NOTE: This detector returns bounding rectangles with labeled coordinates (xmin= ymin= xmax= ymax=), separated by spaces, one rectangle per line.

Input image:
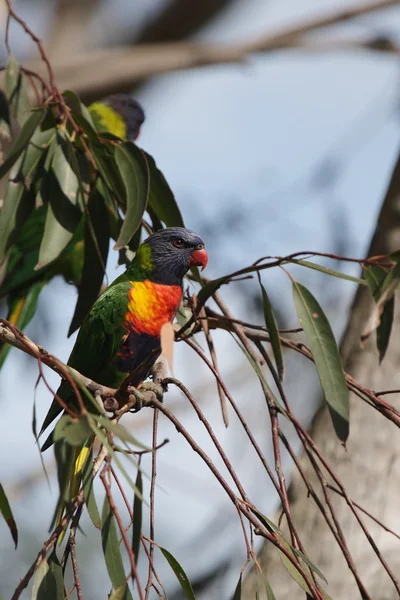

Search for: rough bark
xmin=243 ymin=149 xmax=400 ymax=599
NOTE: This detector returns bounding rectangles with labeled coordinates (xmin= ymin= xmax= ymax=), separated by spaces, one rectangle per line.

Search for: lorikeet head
xmin=138 ymin=227 xmax=208 ymax=285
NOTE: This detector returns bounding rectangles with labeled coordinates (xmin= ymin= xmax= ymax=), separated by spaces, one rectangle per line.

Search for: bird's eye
xmin=173 ymin=238 xmax=184 ymax=248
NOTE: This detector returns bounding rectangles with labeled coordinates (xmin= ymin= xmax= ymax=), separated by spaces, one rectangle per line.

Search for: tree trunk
xmin=243 ymin=149 xmax=400 ymax=600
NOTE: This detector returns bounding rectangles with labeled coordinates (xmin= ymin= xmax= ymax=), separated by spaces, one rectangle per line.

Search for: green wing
xmin=40 ymin=281 xmax=132 ymax=440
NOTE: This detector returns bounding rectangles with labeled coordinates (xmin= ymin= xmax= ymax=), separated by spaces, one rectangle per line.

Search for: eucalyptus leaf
xmin=145 ymin=151 xmax=184 ymax=227
xmin=102 ymin=495 xmax=133 ymax=599
xmin=292 ymin=281 xmax=349 ymax=442
xmin=0 ymin=483 xmax=18 ymax=547
xmin=5 ymin=54 xmax=32 ymax=125
xmin=68 ymin=187 xmax=110 ymax=335
xmin=258 ymin=276 xmax=284 ymax=380
xmin=53 ymin=414 xmax=92 ymax=446
xmin=0 ymin=108 xmax=45 ymax=179
xmin=81 ymin=448 xmax=101 ymax=529
xmin=114 ymin=143 xmax=149 ymax=250
xmin=291 ymin=259 xmax=366 ymax=285
xmin=131 ymin=469 xmax=143 ymax=571
xmin=160 ymin=546 xmax=196 ymax=600
xmin=232 ymin=574 xmax=241 ymax=600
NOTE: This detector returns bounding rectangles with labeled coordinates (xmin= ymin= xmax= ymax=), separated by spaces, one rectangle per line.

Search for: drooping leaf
xmin=293 ymin=548 xmax=328 ymax=584
xmin=47 ymin=550 xmax=64 ymax=600
xmin=291 ymin=259 xmax=366 ymax=285
xmin=68 ymin=187 xmax=110 ymax=335
xmin=278 ymin=544 xmax=311 ymax=596
xmin=53 ymin=414 xmax=92 ymax=446
xmin=0 ymin=108 xmax=45 ymax=179
xmin=101 ymin=494 xmax=133 ymax=599
xmin=63 ymin=89 xmax=96 ymax=133
xmin=19 ymin=127 xmax=56 ymax=187
xmin=0 ymin=483 xmax=18 ymax=547
xmin=144 ymin=151 xmax=184 ymax=227
xmin=0 ymin=172 xmax=35 ymax=263
xmin=160 ymin=546 xmax=196 ymax=600
xmin=36 ymin=134 xmax=82 ymax=269
xmin=31 ymin=559 xmax=50 ymax=600
xmin=362 ymin=262 xmax=400 ymax=343
xmin=258 ymin=275 xmax=284 ymax=380
xmin=109 ymin=585 xmax=133 ymax=600
xmin=88 ymin=417 xmax=145 ymax=501
xmin=263 ymin=577 xmax=276 ymax=600
xmin=81 ymin=448 xmax=101 ymax=529
xmin=131 ymin=469 xmax=143 ymax=570
xmin=292 ymin=281 xmax=349 ymax=442
xmin=196 ymin=275 xmax=231 ymax=308
xmin=0 ymin=90 xmax=11 ymax=139
xmin=114 ymin=143 xmax=149 ymax=250
xmin=50 ymin=439 xmax=75 ymax=529
xmin=5 ymin=54 xmax=32 ymax=126
xmin=232 ymin=574 xmax=242 ymax=600
xmin=95 ymin=416 xmax=148 ymax=449
xmin=363 ymin=264 xmax=395 ymax=362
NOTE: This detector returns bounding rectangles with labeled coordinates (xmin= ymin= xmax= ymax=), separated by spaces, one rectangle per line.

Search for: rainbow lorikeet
xmin=40 ymin=227 xmax=207 ymax=530
xmin=0 ymin=95 xmax=145 ymax=368
xmin=40 ymin=227 xmax=208 ymax=444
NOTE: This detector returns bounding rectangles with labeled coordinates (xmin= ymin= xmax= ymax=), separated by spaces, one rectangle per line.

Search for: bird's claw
xmin=139 ymin=381 xmax=165 ymax=402
xmin=126 ymin=386 xmax=145 ymax=412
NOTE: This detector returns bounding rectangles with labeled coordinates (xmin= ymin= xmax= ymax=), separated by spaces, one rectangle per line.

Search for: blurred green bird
xmin=0 ymin=95 xmax=145 ymax=368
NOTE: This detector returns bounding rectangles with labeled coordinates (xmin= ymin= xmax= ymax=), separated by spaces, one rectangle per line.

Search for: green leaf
xmin=197 ymin=274 xmax=232 ymax=307
xmin=293 ymin=548 xmax=328 ymax=584
xmin=5 ymin=54 xmax=32 ymax=126
xmin=51 ymin=439 xmax=75 ymax=529
xmin=376 ymin=296 xmax=394 ymax=363
xmin=263 ymin=577 xmax=276 ymax=600
xmin=258 ymin=276 xmax=284 ymax=380
xmin=363 ymin=265 xmax=395 ymax=362
xmin=363 ymin=265 xmax=388 ymax=301
xmin=96 ymin=415 xmax=148 ymax=449
xmin=0 ymin=108 xmax=45 ymax=179
xmin=0 ymin=90 xmax=11 ymax=139
xmin=232 ymin=574 xmax=241 ymax=600
xmin=68 ymin=188 xmax=110 ymax=335
xmin=36 ymin=134 xmax=82 ymax=269
xmin=131 ymin=469 xmax=143 ymax=569
xmin=144 ymin=151 xmax=185 ymax=227
xmin=0 ymin=173 xmax=35 ymax=263
xmin=32 ymin=559 xmax=50 ymax=600
xmin=102 ymin=495 xmax=133 ymax=598
xmin=114 ymin=143 xmax=149 ymax=250
xmin=87 ymin=417 xmax=145 ymax=501
xmin=53 ymin=414 xmax=92 ymax=446
xmin=291 ymin=259 xmax=366 ymax=285
xmin=292 ymin=281 xmax=349 ymax=442
xmin=47 ymin=551 xmax=64 ymax=600
xmin=160 ymin=546 xmax=196 ymax=600
xmin=109 ymin=585 xmax=133 ymax=600
xmin=278 ymin=542 xmax=311 ymax=595
xmin=0 ymin=483 xmax=18 ymax=547
xmin=63 ymin=90 xmax=96 ymax=131
xmin=81 ymin=448 xmax=101 ymax=529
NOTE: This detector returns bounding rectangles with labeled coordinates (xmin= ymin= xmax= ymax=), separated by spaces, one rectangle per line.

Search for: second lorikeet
xmin=0 ymin=95 xmax=145 ymax=368
xmin=39 ymin=227 xmax=207 ymax=523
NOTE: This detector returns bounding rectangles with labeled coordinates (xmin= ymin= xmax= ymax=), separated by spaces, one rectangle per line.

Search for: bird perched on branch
xmin=0 ymin=94 xmax=145 ymax=369
xmin=39 ymin=227 xmax=207 ymax=528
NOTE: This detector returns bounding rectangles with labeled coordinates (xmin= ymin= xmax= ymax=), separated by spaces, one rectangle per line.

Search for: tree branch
xmin=13 ymin=0 xmax=400 ymax=102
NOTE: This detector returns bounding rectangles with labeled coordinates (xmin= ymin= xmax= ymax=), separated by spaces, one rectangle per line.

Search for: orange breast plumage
xmin=124 ymin=280 xmax=182 ymax=337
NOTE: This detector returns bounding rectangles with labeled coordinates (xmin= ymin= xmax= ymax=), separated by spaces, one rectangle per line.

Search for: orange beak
xmin=189 ymin=247 xmax=208 ymax=271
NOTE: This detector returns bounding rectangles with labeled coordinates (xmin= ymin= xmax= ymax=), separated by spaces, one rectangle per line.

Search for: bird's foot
xmin=139 ymin=381 xmax=165 ymax=402
xmin=126 ymin=386 xmax=145 ymax=413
